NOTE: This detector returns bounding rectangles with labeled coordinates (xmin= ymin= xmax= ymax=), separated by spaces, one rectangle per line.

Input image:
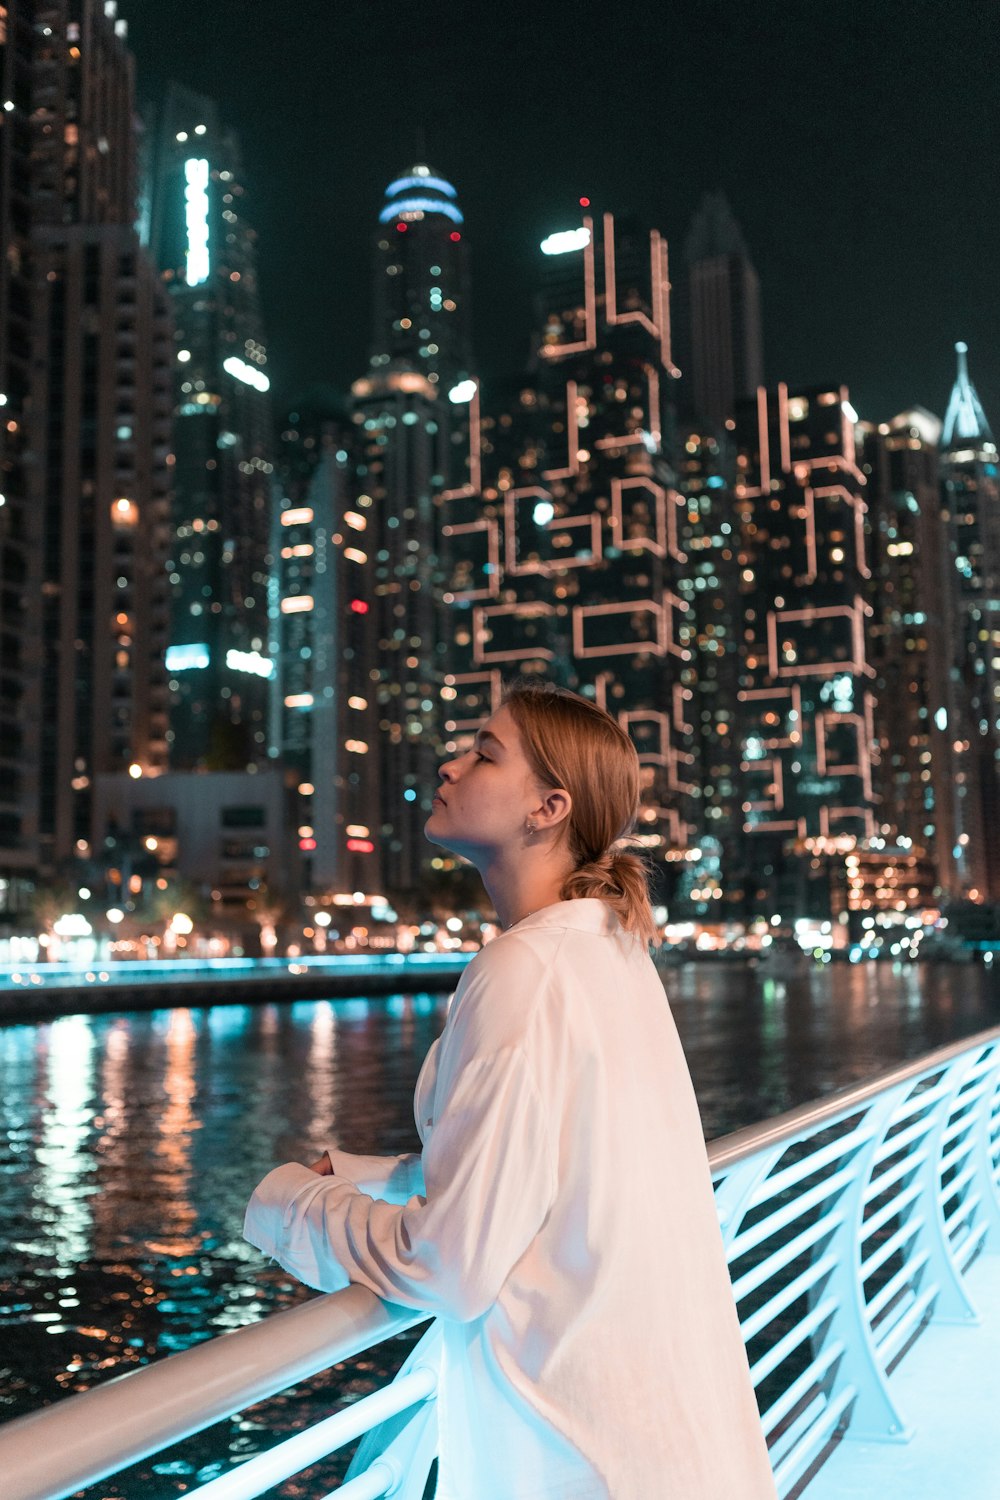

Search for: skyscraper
xmin=861 ymin=407 xmax=960 ymax=902
xmin=369 ymin=164 xmax=472 ymax=389
xmin=671 ymin=424 xmax=743 ymax=919
xmin=677 ymin=192 xmax=763 ymax=431
xmin=441 ymin=207 xmax=694 ymax=896
xmin=147 ymin=83 xmax=274 ymax=770
xmin=11 ymin=0 xmax=173 ymax=882
xmin=0 ymin=0 xmax=37 ymax=917
xmin=939 ymin=341 xmax=1000 ymax=899
xmin=731 ymin=382 xmax=876 ymax=922
xmin=270 ymin=396 xmax=381 ymax=898
xmin=351 ymin=163 xmax=472 ymax=900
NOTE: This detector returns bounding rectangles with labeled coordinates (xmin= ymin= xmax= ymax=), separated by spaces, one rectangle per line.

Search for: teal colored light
xmin=166 ymin=643 xmax=210 ymax=672
xmin=378 ymin=197 xmax=464 ymax=225
xmin=385 ymin=174 xmax=457 ymax=201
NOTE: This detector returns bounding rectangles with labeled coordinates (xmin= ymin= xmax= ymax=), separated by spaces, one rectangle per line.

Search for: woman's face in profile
xmin=424 ymin=703 xmax=541 ymax=864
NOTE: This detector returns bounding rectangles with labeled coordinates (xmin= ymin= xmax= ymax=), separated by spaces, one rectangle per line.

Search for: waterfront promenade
xmin=807 ymin=1248 xmax=1000 ymax=1498
xmin=0 ymin=952 xmax=472 ymax=1023
xmin=1 ymin=961 xmax=999 ymax=1494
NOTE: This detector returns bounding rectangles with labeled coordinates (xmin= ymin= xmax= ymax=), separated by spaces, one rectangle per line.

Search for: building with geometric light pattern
xmin=440 ymin=205 xmax=696 ymax=901
xmin=730 ymin=382 xmax=878 ymax=922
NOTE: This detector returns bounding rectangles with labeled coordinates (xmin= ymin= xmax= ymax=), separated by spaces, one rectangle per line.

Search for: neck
xmin=480 ymin=845 xmax=574 ymax=932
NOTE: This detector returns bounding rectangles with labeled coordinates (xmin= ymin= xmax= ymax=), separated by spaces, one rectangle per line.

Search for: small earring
xmin=525 ymin=821 xmax=537 ymax=835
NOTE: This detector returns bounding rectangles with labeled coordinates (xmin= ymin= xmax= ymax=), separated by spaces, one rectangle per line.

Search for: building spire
xmin=942 ymin=341 xmax=995 ymax=451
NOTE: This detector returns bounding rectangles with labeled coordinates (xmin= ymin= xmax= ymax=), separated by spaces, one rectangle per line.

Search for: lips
xmin=432 ymin=793 xmax=447 ymax=807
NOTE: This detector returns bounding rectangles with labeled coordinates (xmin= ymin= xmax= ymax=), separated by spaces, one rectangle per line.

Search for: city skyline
xmin=124 ymin=0 xmax=1000 ymax=423
xmin=3 ymin=0 xmax=999 ymax=954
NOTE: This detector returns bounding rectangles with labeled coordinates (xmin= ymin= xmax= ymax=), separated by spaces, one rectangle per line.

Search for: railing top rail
xmin=0 ymin=1285 xmax=429 ymax=1500
xmin=708 ymin=1023 xmax=1000 ymax=1172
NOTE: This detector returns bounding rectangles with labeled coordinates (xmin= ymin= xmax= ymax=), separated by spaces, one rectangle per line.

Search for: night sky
xmin=126 ymin=0 xmax=999 ymax=428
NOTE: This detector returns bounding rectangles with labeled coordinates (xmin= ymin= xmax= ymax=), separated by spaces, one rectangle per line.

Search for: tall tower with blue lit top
xmin=368 ymin=164 xmax=472 ymax=394
xmin=350 ymin=163 xmax=474 ymax=901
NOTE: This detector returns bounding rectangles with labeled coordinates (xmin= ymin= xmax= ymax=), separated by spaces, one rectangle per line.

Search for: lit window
xmin=281 ymin=507 xmax=314 ymax=526
xmin=111 ymin=497 xmax=139 ymax=526
xmin=345 ymin=739 xmax=369 ymax=754
xmin=284 ymin=693 xmax=314 ymax=708
xmin=344 ymin=547 xmax=367 ymax=564
xmin=281 ymin=595 xmax=314 ymax=613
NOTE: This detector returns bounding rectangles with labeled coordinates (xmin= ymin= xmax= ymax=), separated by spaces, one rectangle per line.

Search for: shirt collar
xmin=500 ymin=898 xmax=622 ymax=938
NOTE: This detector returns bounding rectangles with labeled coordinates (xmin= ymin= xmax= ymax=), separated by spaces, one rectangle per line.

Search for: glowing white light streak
xmin=540 ymin=227 xmax=591 ymax=255
xmin=223 ymin=356 xmax=270 ymax=393
xmin=226 ymin=648 xmax=274 ymax=678
xmin=184 ymin=158 xmax=210 ymax=286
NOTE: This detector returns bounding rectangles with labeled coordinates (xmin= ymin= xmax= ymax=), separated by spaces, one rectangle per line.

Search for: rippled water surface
xmin=1 ymin=962 xmax=998 ymax=1495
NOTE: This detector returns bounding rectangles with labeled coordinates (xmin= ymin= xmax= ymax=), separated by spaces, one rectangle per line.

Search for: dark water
xmin=1 ymin=963 xmax=998 ymax=1496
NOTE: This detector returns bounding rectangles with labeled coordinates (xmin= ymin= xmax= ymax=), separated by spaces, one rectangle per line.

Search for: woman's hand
xmin=308 ymin=1153 xmax=334 ymax=1176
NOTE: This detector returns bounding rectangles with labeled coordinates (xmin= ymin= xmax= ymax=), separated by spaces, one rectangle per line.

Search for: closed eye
xmin=474 ymin=750 xmax=491 ymax=763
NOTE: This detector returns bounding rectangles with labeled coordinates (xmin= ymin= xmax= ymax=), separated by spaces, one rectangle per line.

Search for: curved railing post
xmin=815 ymin=1086 xmax=912 ymax=1443
xmin=713 ymin=1147 xmax=785 ymax=1245
xmin=973 ymin=1046 xmax=1000 ymax=1250
xmin=912 ymin=1052 xmax=983 ymax=1325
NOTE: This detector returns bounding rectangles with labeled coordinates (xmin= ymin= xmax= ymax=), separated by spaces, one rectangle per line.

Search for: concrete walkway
xmin=806 ymin=1250 xmax=1000 ymax=1499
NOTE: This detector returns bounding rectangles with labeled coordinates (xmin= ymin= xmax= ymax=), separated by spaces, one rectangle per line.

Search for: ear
xmin=529 ymin=785 xmax=572 ymax=835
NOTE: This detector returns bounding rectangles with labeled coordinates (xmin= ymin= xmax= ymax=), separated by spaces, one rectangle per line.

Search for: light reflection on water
xmin=0 ymin=965 xmax=998 ymax=1496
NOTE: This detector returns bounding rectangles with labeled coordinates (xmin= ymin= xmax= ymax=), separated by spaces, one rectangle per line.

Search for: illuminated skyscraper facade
xmin=939 ymin=342 xmax=1000 ymax=899
xmin=731 ymin=383 xmax=877 ymax=920
xmin=270 ymin=399 xmax=381 ymax=896
xmin=147 ymin=84 xmax=274 ymax=770
xmin=369 ymin=164 xmax=472 ymax=389
xmin=441 ymin=209 xmax=694 ymax=891
xmin=672 ymin=426 xmax=743 ymax=918
xmin=6 ymin=0 xmax=173 ymax=887
xmin=351 ymin=165 xmax=472 ymax=900
xmin=861 ymin=408 xmax=960 ymax=901
xmin=0 ymin=0 xmax=36 ymax=907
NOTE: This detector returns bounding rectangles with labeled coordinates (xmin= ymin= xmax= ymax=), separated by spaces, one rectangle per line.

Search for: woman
xmin=245 ymin=681 xmax=777 ymax=1498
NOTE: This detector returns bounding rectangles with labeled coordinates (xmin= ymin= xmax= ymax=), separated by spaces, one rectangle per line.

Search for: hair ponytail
xmin=503 ymin=680 xmax=661 ymax=948
xmin=560 ymin=848 xmax=658 ymax=946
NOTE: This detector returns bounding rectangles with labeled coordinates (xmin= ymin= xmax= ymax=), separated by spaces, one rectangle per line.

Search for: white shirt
xmin=244 ymin=898 xmax=777 ymax=1499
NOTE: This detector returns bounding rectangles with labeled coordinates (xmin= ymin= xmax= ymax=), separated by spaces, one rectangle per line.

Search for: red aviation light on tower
xmin=579 ymin=196 xmax=591 ymax=207
xmin=396 ymin=222 xmax=407 ymax=232
xmin=449 ymin=231 xmax=461 ymax=241
xmin=350 ymin=598 xmax=369 ymax=614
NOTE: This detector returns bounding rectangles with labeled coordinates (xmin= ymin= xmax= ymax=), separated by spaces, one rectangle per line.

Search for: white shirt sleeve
xmin=323 ymin=1148 xmax=425 ymax=1205
xmin=244 ymin=1043 xmax=556 ymax=1323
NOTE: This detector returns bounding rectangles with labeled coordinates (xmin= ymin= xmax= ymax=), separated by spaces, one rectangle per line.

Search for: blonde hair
xmin=502 ymin=679 xmax=660 ymax=947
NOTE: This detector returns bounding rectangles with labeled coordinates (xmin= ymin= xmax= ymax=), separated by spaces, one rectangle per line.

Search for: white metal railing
xmin=712 ymin=1024 xmax=1000 ymax=1495
xmin=2 ymin=1026 xmax=999 ymax=1500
